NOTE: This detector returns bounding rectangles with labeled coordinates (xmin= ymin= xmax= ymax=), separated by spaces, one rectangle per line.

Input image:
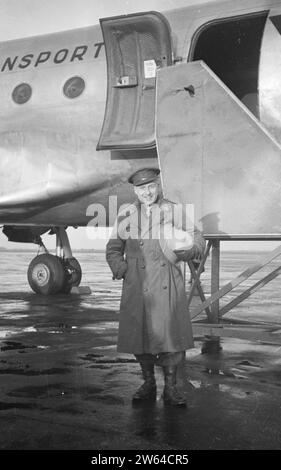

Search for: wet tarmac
xmin=0 ymin=251 xmax=281 ymax=450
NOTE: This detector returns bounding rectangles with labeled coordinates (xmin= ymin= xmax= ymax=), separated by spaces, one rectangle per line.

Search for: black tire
xmin=27 ymin=254 xmax=65 ymax=295
xmin=60 ymin=257 xmax=82 ymax=294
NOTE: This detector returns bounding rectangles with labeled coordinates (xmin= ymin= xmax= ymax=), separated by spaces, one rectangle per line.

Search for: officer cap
xmin=128 ymin=167 xmax=160 ymax=186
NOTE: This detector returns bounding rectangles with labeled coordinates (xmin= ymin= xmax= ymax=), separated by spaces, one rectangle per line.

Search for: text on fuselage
xmin=0 ymin=42 xmax=105 ymax=73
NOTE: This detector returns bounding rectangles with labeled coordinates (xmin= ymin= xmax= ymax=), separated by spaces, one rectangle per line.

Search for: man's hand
xmin=174 ymin=247 xmax=196 ymax=262
xmin=114 ymin=261 xmax=128 ymax=280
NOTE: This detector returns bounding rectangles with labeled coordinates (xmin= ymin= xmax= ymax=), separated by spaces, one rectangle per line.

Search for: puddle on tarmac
xmin=0 ymin=329 xmax=22 ymax=339
xmin=84 ymin=394 xmax=125 ymax=405
xmin=0 ymin=341 xmax=37 ymax=351
xmin=7 ymin=383 xmax=104 ymax=398
xmin=55 ymin=406 xmax=84 ymax=415
xmin=81 ymin=353 xmax=104 ymax=359
xmin=33 ymin=324 xmax=78 ymax=334
xmin=237 ymin=360 xmax=262 ymax=368
xmin=80 ymin=353 xmax=136 ymax=364
xmin=23 ymin=327 xmax=37 ymax=333
xmin=203 ymin=367 xmax=236 ymax=377
xmin=0 ymin=326 xmax=39 ymax=340
xmin=58 ymin=324 xmax=77 ymax=330
xmin=218 ymin=384 xmax=258 ymax=399
xmin=0 ymin=313 xmax=28 ymax=320
xmin=0 ymin=367 xmax=71 ymax=376
xmin=188 ymin=380 xmax=259 ymax=398
xmin=229 ymin=368 xmax=248 ymax=379
xmin=80 ymin=322 xmax=118 ymax=332
xmin=0 ymin=302 xmax=30 ymax=315
xmin=88 ymin=364 xmax=112 ymax=370
xmin=0 ymin=401 xmax=36 ymax=410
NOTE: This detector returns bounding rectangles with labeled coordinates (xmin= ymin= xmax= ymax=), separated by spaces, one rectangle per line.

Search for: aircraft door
xmin=97 ymin=12 xmax=172 ymax=151
xmin=259 ymin=8 xmax=281 ymax=144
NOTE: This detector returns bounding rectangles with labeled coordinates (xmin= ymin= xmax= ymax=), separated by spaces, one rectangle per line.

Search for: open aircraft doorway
xmin=190 ymin=12 xmax=268 ymax=118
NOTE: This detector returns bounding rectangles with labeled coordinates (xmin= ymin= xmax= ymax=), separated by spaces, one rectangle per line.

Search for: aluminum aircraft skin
xmin=1 ymin=0 xmax=281 ymax=294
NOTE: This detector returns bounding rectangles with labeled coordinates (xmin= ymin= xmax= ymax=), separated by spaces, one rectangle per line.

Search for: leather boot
xmin=162 ymin=365 xmax=186 ymax=407
xmin=132 ymin=362 xmax=157 ymax=402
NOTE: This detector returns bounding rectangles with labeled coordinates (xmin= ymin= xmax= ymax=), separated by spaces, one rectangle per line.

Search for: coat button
xmin=141 ymin=265 xmax=145 ymax=269
xmin=139 ymin=240 xmax=144 ymax=246
xmin=144 ymin=287 xmax=148 ymax=292
xmin=163 ymin=285 xmax=167 ymax=290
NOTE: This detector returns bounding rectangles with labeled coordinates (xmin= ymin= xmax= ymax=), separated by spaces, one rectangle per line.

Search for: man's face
xmin=134 ymin=181 xmax=159 ymax=206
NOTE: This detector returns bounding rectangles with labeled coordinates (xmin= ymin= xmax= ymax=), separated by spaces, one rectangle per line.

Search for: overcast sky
xmin=0 ymin=0 xmax=219 ymax=40
xmin=0 ymin=0 xmax=278 ymax=252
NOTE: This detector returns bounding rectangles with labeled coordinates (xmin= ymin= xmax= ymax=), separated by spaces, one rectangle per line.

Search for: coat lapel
xmin=137 ymin=199 xmax=169 ymax=239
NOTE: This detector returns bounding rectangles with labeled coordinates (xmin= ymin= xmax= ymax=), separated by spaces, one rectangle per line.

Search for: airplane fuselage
xmin=0 ymin=0 xmax=281 ymax=235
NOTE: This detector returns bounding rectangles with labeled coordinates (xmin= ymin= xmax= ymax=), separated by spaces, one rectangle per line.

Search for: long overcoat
xmin=106 ymin=198 xmax=205 ymax=355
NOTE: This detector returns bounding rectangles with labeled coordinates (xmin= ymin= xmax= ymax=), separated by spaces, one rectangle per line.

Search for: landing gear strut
xmin=27 ymin=227 xmax=82 ymax=295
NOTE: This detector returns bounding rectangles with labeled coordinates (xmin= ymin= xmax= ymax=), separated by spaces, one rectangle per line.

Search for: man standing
xmin=106 ymin=168 xmax=205 ymax=407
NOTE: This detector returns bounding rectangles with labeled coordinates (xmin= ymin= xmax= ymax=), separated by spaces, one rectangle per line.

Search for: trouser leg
xmin=155 ymin=351 xmax=185 ymax=367
xmin=132 ymin=354 xmax=157 ymax=402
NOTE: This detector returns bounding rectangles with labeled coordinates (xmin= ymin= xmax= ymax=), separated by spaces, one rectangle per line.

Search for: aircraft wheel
xmin=28 ymin=254 xmax=65 ymax=295
xmin=60 ymin=257 xmax=82 ymax=294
